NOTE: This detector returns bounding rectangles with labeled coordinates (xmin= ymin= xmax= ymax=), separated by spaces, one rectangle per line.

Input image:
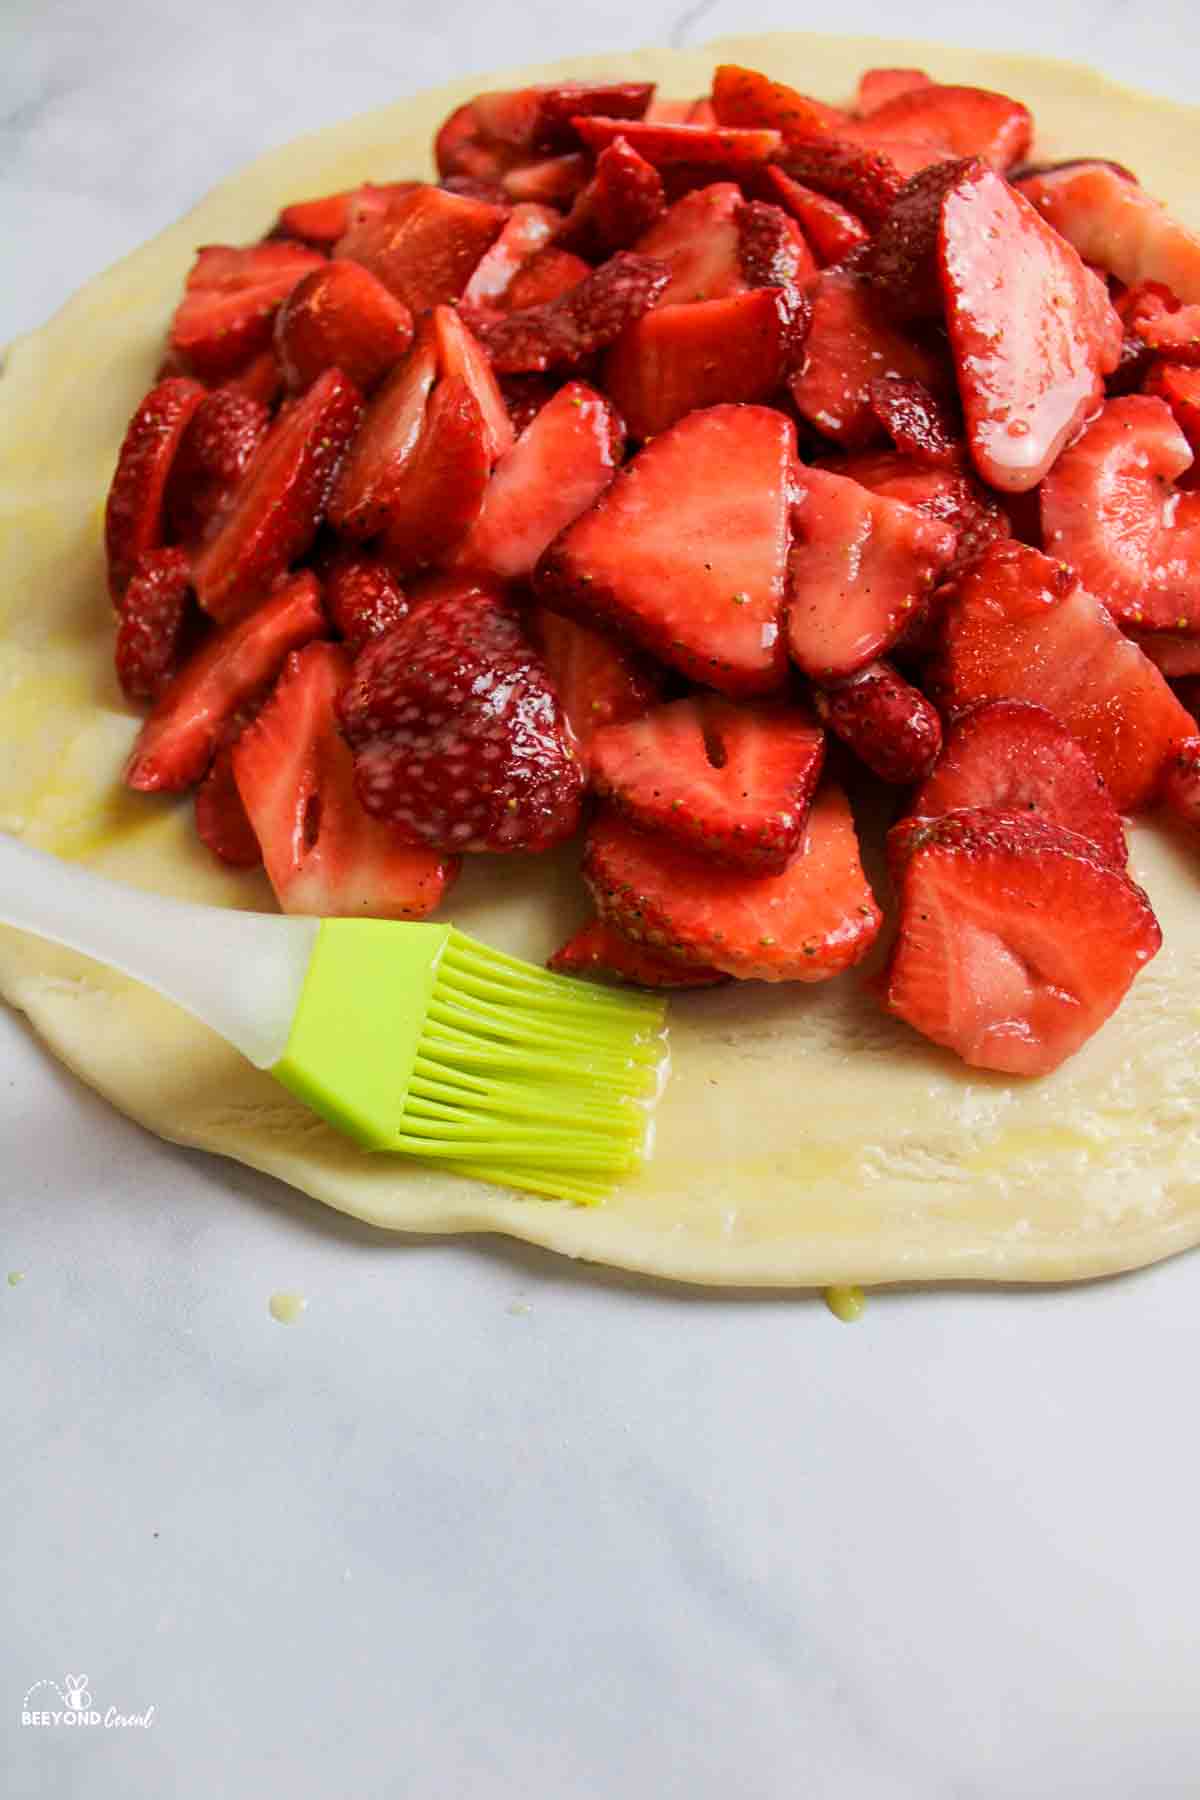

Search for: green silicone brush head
xmin=271 ymin=920 xmax=667 ymax=1205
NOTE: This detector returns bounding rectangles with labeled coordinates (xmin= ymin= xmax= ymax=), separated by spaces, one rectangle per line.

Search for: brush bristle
xmin=394 ymin=929 xmax=667 ymax=1204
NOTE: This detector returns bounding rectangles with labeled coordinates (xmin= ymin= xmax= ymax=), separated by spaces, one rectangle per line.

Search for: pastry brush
xmin=0 ymin=835 xmax=666 ymax=1204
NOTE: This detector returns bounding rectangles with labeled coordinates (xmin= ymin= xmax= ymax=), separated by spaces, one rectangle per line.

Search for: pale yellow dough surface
xmin=3 ymin=32 xmax=1200 ymax=1287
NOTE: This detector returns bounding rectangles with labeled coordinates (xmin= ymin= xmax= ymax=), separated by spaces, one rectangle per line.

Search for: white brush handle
xmin=0 ymin=834 xmax=319 ymax=1068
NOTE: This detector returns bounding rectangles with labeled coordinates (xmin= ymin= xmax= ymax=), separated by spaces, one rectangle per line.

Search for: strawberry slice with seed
xmin=570 ymin=115 xmax=782 ymax=168
xmin=1015 ymin=163 xmax=1200 ymax=304
xmin=863 ymin=157 xmax=981 ymax=321
xmin=710 ymin=63 xmax=848 ymax=146
xmin=274 ymin=261 xmax=414 ymax=394
xmin=631 ymin=183 xmax=747 ymax=305
xmin=337 ymin=577 xmax=584 ymax=853
xmin=1040 ymin=395 xmax=1200 ymax=633
xmin=105 ymin=376 xmax=207 ymax=599
xmin=775 ymin=140 xmax=906 ymax=231
xmin=867 ymin=376 xmax=961 ymax=466
xmin=927 ymin=539 xmax=1194 ymax=811
xmin=327 ymin=326 xmax=439 ymax=540
xmin=789 ymin=267 xmax=946 ymax=450
xmin=467 ymin=82 xmax=654 ymax=154
xmin=377 ymin=375 xmax=490 ymax=577
xmin=1144 ymin=361 xmax=1200 ymax=454
xmin=334 ymin=185 xmax=508 ymax=313
xmin=464 ymin=251 xmax=670 ymax=374
xmin=811 ymin=661 xmax=943 ymax=785
xmin=1132 ymin=297 xmax=1200 ymax=364
xmin=880 ymin=807 xmax=1160 ymax=1076
xmin=192 ymin=367 xmax=362 ymax=623
xmin=430 ymin=304 xmax=514 ymax=464
xmin=833 ymin=449 xmax=1012 ymax=581
xmin=762 ymin=168 xmax=868 ymax=265
xmin=1158 ymin=736 xmax=1200 ymax=835
xmin=787 ymin=466 xmax=958 ymax=680
xmin=195 ymin=742 xmax=262 ymax=868
xmin=912 ymin=699 xmax=1127 ymax=866
xmin=501 ymin=153 xmax=590 ymax=206
xmin=857 ymin=85 xmax=1032 ymax=169
xmin=536 ymin=403 xmax=793 ymax=697
xmin=556 ymin=137 xmax=666 ymax=256
xmin=165 ymin=388 xmax=271 ymax=544
xmin=939 ymin=163 xmax=1123 ymax=492
xmin=221 ymin=349 xmax=284 ymax=410
xmin=532 ymin=608 xmax=663 ymax=766
xmin=549 ymin=918 xmax=726 ymax=989
xmin=124 ymin=571 xmax=326 ymax=792
xmin=583 ymin=783 xmax=882 ymax=983
xmin=275 ymin=182 xmax=419 ymax=250
xmin=589 ymin=696 xmax=825 ymax=874
xmin=318 ymin=548 xmax=409 ymax=651
xmin=460 ymin=202 xmax=560 ymax=306
xmin=855 ymin=69 xmax=933 ymax=115
xmin=114 ymin=548 xmax=196 ymax=704
xmin=169 ymin=242 xmax=325 ymax=380
xmin=502 ymin=248 xmax=592 ymax=312
xmin=737 ymin=199 xmax=817 ymax=288
xmin=451 ymin=381 xmax=624 ymax=581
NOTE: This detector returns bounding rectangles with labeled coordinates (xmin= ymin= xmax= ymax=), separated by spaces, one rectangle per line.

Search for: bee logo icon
xmin=63 ymin=1675 xmax=91 ymax=1711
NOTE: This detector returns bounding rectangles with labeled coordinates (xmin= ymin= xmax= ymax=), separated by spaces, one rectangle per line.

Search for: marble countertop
xmin=3 ymin=5 xmax=1200 ymax=1797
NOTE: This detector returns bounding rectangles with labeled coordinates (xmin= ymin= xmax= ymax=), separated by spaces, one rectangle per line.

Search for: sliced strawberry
xmin=450 ymin=381 xmax=623 ymax=581
xmin=532 ymin=608 xmax=663 ymax=765
xmin=912 ymin=699 xmax=1127 ymax=867
xmin=441 ymin=172 xmax=514 ymax=205
xmin=334 ymin=185 xmax=507 ymax=313
xmin=220 ymin=349 xmax=284 ymax=410
xmin=631 ymin=183 xmax=747 ymax=305
xmin=787 ymin=466 xmax=957 ymax=680
xmin=536 ymin=404 xmax=793 ymax=697
xmin=863 ymin=157 xmax=981 ymax=321
xmin=556 ymin=137 xmax=666 ymax=257
xmin=327 ymin=327 xmax=439 ymax=539
xmin=318 ymin=548 xmax=408 ymax=650
xmin=1015 ymin=163 xmax=1200 ymax=305
xmin=503 ymin=248 xmax=592 ymax=312
xmin=927 ymin=539 xmax=1194 ymax=811
xmin=169 ymin=242 xmax=325 ymax=380
xmin=939 ymin=164 xmax=1123 ymax=492
xmin=589 ymin=696 xmax=825 ymax=873
xmin=124 ymin=572 xmax=326 ymax=792
xmin=165 ymin=388 xmax=271 ymax=544
xmin=114 ymin=548 xmax=195 ymax=704
xmin=105 ymin=376 xmax=207 ymax=598
xmin=1131 ymin=630 xmax=1200 ymax=679
xmin=467 ymin=82 xmax=654 ymax=154
xmin=1132 ymin=295 xmax=1200 ymax=365
xmin=500 ymin=154 xmax=591 ymax=207
xmin=194 ymin=743 xmax=262 ymax=868
xmin=867 ymin=376 xmax=961 ymax=466
xmin=549 ymin=918 xmax=726 ymax=988
xmin=430 ymin=304 xmax=514 ymax=463
xmin=603 ymin=288 xmax=802 ymax=440
xmin=1040 ymin=396 xmax=1200 ymax=632
xmin=762 ymin=168 xmax=868 ymax=266
xmin=710 ymin=64 xmax=847 ymax=146
xmin=192 ymin=368 xmax=362 ymax=623
xmin=788 ymin=267 xmax=945 ymax=450
xmin=775 ymin=141 xmax=906 ymax=232
xmin=274 ymin=261 xmax=413 ymax=394
xmin=463 ymin=252 xmax=669 ymax=373
xmin=811 ymin=661 xmax=943 ymax=784
xmin=880 ymin=808 xmax=1160 ymax=1076
xmin=1158 ymin=736 xmax=1200 ymax=835
xmin=499 ymin=374 xmax=560 ymax=435
xmin=460 ymin=202 xmax=560 ymax=306
xmin=737 ymin=199 xmax=817 ymax=289
xmin=855 ymin=69 xmax=933 ymax=115
xmin=337 ymin=578 xmax=584 ymax=853
xmin=571 ymin=116 xmax=781 ymax=169
xmin=434 ymin=103 xmax=518 ymax=183
xmin=275 ymin=182 xmax=419 ymax=250
xmin=1144 ymin=361 xmax=1200 ymax=453
xmin=858 ymin=85 xmax=1032 ymax=169
xmin=584 ymin=783 xmax=881 ymax=982
xmin=376 ymin=376 xmax=490 ymax=577
xmin=833 ymin=450 xmax=1012 ymax=580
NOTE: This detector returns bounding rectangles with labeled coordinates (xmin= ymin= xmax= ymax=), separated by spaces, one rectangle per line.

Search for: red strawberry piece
xmin=1144 ymin=361 xmax=1200 ymax=454
xmin=1040 ymin=396 xmax=1200 ymax=632
xmin=499 ymin=374 xmax=560 ymax=435
xmin=319 ymin=548 xmax=409 ymax=651
xmin=194 ymin=743 xmax=262 ymax=868
xmin=788 ymin=267 xmax=946 ymax=450
xmin=220 ymin=349 xmax=284 ymax=410
xmin=275 ymin=182 xmax=419 ymax=250
xmin=571 ymin=115 xmax=782 ymax=169
xmin=762 ymin=168 xmax=869 ymax=266
xmin=334 ymin=185 xmax=508 ymax=313
xmin=867 ymin=376 xmax=961 ymax=466
xmin=549 ymin=917 xmax=726 ymax=988
xmin=460 ymin=202 xmax=560 ymax=307
xmin=434 ymin=104 xmax=520 ymax=184
xmin=468 ymin=82 xmax=654 ymax=154
xmin=376 ymin=375 xmax=490 ymax=577
xmin=441 ymin=173 xmax=514 ymax=206
xmin=532 ymin=607 xmax=663 ymax=765
xmin=464 ymin=251 xmax=669 ymax=374
xmin=856 ymin=85 xmax=1032 ymax=169
xmin=927 ymin=539 xmax=1194 ymax=811
xmin=880 ymin=807 xmax=1160 ymax=1075
xmin=124 ymin=571 xmax=326 ymax=792
xmin=192 ymin=368 xmax=362 ymax=623
xmin=450 ymin=381 xmax=623 ymax=581
xmin=863 ymin=157 xmax=981 ymax=320
xmin=833 ymin=449 xmax=1012 ymax=580
xmin=737 ymin=199 xmax=817 ymax=289
xmin=589 ymin=696 xmax=825 ymax=874
xmin=811 ymin=661 xmax=943 ymax=784
xmin=337 ymin=578 xmax=584 ymax=853
xmin=912 ymin=699 xmax=1127 ymax=866
xmin=1132 ymin=293 xmax=1200 ymax=365
xmin=710 ymin=63 xmax=848 ymax=145
xmin=274 ymin=261 xmax=414 ymax=395
xmin=501 ymin=154 xmax=591 ymax=207
xmin=775 ymin=141 xmax=906 ymax=232
xmin=114 ymin=548 xmax=196 ymax=705
xmin=105 ymin=376 xmax=207 ymax=599
xmin=1130 ymin=630 xmax=1200 ymax=679
xmin=165 ymin=388 xmax=271 ymax=545
xmin=1015 ymin=163 xmax=1200 ymax=304
xmin=940 ymin=164 xmax=1123 ymax=492
xmin=1158 ymin=735 xmax=1200 ymax=835
xmin=327 ymin=326 xmax=439 ymax=540
xmin=169 ymin=242 xmax=325 ymax=381
xmin=604 ymin=288 xmax=804 ymax=440
xmin=631 ymin=182 xmax=747 ymax=305
xmin=787 ymin=466 xmax=957 ymax=680
xmin=232 ymin=642 xmax=458 ymax=916
xmin=584 ymin=782 xmax=881 ymax=982
xmin=502 ymin=247 xmax=592 ymax=312
xmin=536 ymin=403 xmax=793 ymax=697
xmin=430 ymin=304 xmax=514 ymax=464
xmin=556 ymin=137 xmax=665 ymax=257
xmin=855 ymin=69 xmax=933 ymax=115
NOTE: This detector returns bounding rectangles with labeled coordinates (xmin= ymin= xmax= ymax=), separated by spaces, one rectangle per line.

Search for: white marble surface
xmin=3 ymin=5 xmax=1200 ymax=1797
